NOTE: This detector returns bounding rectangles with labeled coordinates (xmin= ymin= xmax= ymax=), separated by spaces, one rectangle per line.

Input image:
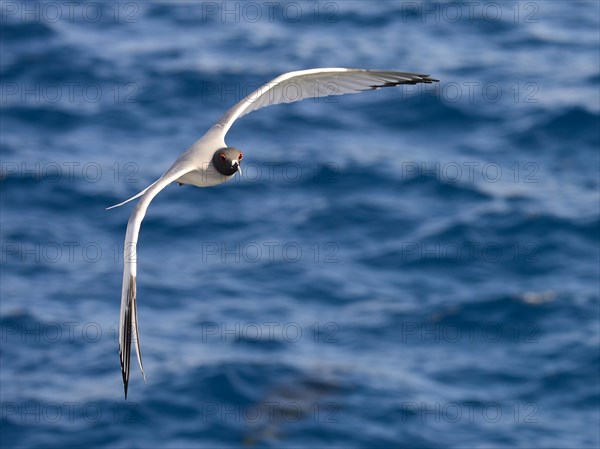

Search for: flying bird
xmin=109 ymin=68 xmax=439 ymax=398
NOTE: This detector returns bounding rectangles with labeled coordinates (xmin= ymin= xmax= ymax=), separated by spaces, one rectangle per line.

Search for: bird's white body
xmin=174 ymin=127 xmax=231 ymax=187
xmin=110 ymin=68 xmax=438 ymax=398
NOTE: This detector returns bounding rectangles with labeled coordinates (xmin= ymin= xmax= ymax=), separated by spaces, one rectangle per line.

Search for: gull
xmin=108 ymin=68 xmax=439 ymax=398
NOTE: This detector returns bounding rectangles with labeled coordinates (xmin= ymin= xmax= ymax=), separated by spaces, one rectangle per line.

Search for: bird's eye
xmin=219 ymin=153 xmax=227 ymax=163
xmin=238 ymin=153 xmax=243 ymax=161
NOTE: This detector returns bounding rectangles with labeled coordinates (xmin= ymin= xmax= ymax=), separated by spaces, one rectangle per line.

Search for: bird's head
xmin=212 ymin=147 xmax=243 ymax=176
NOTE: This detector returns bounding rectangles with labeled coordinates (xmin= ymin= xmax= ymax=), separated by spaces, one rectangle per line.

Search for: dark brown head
xmin=212 ymin=147 xmax=243 ymax=176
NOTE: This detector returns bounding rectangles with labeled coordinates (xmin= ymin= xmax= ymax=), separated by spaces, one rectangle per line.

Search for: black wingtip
xmin=120 ymin=276 xmax=134 ymax=399
xmin=368 ymin=73 xmax=440 ymax=90
xmin=120 ymin=348 xmax=130 ymax=399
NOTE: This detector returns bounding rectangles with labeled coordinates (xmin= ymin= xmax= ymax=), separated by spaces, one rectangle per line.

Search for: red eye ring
xmin=219 ymin=153 xmax=227 ymax=163
xmin=238 ymin=153 xmax=243 ymax=161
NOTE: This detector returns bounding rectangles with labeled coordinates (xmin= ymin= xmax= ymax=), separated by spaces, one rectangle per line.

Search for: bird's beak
xmin=233 ymin=161 xmax=242 ymax=177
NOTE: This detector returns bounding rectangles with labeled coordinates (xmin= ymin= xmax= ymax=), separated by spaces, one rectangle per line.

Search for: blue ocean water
xmin=1 ymin=1 xmax=599 ymax=447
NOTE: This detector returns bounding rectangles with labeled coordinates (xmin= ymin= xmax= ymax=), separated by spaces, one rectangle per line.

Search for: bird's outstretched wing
xmin=215 ymin=68 xmax=438 ymax=136
xmin=117 ymin=162 xmax=194 ymax=398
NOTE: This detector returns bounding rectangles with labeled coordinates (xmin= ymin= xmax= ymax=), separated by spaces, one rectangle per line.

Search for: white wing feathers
xmin=215 ymin=68 xmax=438 ymax=136
xmin=118 ymin=162 xmax=194 ymax=398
